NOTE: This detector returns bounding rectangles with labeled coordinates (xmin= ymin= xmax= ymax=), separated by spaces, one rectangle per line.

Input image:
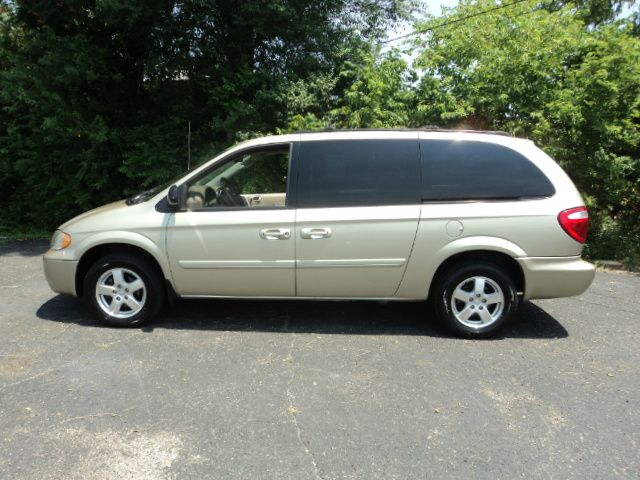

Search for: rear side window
xmin=297 ymin=139 xmax=420 ymax=208
xmin=420 ymin=140 xmax=555 ymax=201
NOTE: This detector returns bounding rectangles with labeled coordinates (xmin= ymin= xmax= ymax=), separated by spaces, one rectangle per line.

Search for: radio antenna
xmin=187 ymin=121 xmax=191 ymax=171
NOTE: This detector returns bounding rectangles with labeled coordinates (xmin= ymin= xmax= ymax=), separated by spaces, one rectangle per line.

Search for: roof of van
xmin=230 ymin=128 xmax=532 ymax=154
xmin=291 ymin=128 xmax=513 ymax=137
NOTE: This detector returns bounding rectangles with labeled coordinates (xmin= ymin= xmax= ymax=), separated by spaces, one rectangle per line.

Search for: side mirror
xmin=167 ymin=184 xmax=187 ymax=210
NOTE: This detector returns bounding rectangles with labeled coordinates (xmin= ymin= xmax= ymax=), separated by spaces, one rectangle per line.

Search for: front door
xmin=166 ymin=143 xmax=295 ymax=296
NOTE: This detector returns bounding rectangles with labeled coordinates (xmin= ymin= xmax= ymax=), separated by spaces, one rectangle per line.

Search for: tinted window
xmin=420 ymin=140 xmax=555 ymax=201
xmin=298 ymin=140 xmax=420 ymax=208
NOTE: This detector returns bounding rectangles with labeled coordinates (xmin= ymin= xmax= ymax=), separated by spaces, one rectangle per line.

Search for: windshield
xmin=125 ymin=171 xmax=187 ymax=205
xmin=125 ymin=142 xmax=252 ymax=205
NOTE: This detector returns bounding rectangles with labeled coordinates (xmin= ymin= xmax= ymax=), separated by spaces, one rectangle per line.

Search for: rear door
xmin=295 ymin=135 xmax=421 ymax=297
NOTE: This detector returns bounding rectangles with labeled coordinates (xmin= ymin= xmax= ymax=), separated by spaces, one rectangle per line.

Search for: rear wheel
xmin=83 ymin=254 xmax=164 ymax=327
xmin=432 ymin=262 xmax=518 ymax=338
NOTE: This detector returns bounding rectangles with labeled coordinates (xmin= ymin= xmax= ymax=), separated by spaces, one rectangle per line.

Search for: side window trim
xmin=184 ymin=142 xmax=294 ymax=212
xmin=286 ymin=141 xmax=300 ymax=209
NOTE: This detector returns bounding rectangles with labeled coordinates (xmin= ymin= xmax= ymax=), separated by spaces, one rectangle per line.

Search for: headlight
xmin=50 ymin=230 xmax=72 ymax=250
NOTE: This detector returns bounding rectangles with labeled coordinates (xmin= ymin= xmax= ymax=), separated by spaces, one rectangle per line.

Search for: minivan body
xmin=43 ymin=130 xmax=595 ymax=337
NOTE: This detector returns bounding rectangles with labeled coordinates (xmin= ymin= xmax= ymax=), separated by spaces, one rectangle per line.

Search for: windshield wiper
xmin=126 ymin=187 xmax=160 ymax=205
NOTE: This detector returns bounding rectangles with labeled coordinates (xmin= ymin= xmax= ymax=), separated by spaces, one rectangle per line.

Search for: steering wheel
xmin=216 ymin=177 xmax=247 ymax=207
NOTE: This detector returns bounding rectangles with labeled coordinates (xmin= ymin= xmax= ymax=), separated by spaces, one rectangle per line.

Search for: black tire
xmin=83 ymin=253 xmax=164 ymax=327
xmin=432 ymin=262 xmax=518 ymax=338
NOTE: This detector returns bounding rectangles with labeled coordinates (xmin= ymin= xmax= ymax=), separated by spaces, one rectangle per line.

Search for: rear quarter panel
xmin=396 ymin=133 xmax=587 ymax=300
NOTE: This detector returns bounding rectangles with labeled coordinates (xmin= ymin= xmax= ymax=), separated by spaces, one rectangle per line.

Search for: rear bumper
xmin=43 ymin=256 xmax=79 ymax=296
xmin=517 ymin=256 xmax=595 ymax=300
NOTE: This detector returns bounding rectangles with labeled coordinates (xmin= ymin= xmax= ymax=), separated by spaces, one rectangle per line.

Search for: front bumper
xmin=43 ymin=255 xmax=79 ymax=296
xmin=517 ymin=256 xmax=595 ymax=301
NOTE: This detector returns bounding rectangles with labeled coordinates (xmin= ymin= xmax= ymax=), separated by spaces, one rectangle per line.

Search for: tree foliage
xmin=281 ymin=47 xmax=416 ymax=131
xmin=409 ymin=0 xmax=639 ymax=261
xmin=0 ymin=0 xmax=406 ymax=226
xmin=1 ymin=0 xmax=638 ymax=262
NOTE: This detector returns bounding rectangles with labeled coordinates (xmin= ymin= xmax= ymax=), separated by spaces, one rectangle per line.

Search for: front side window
xmin=297 ymin=139 xmax=421 ymax=208
xmin=420 ymin=140 xmax=555 ymax=201
xmin=186 ymin=145 xmax=290 ymax=209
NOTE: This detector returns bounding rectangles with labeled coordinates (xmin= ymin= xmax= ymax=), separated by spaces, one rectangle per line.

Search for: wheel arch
xmin=75 ymin=242 xmax=170 ymax=298
xmin=427 ymin=250 xmax=525 ymax=302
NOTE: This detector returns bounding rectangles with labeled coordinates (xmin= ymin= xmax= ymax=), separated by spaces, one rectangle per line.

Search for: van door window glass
xmin=297 ymin=139 xmax=420 ymax=208
xmin=420 ymin=140 xmax=555 ymax=201
xmin=186 ymin=145 xmax=290 ymax=209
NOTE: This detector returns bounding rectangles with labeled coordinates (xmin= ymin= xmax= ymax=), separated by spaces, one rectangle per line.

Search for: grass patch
xmin=0 ymin=224 xmax=50 ymax=245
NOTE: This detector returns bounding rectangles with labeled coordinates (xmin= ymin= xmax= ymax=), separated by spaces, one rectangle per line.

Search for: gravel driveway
xmin=1 ymin=241 xmax=639 ymax=479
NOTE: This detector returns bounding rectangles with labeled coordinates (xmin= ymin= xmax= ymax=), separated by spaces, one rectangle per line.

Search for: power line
xmin=381 ymin=0 xmax=532 ymax=44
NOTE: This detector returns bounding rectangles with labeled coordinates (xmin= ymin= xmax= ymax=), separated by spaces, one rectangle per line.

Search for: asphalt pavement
xmin=1 ymin=240 xmax=639 ymax=479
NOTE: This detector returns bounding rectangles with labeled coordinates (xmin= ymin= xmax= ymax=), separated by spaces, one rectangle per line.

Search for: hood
xmin=60 ymin=200 xmax=129 ymax=232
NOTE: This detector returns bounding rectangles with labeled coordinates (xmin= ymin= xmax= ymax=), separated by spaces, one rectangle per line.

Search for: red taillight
xmin=558 ymin=207 xmax=589 ymax=243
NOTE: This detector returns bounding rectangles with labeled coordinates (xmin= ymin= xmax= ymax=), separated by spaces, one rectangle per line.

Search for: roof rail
xmin=292 ymin=127 xmax=513 ymax=137
xmin=419 ymin=127 xmax=513 ymax=137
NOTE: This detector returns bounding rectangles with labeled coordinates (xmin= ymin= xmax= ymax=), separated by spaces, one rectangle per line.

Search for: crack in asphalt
xmin=121 ymin=338 xmax=154 ymax=422
xmin=284 ymin=332 xmax=324 ymax=480
xmin=0 ymin=368 xmax=55 ymax=393
xmin=563 ymin=297 xmax=640 ymax=317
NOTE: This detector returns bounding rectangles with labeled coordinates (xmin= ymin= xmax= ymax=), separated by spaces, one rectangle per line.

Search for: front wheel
xmin=432 ymin=262 xmax=518 ymax=338
xmin=83 ymin=254 xmax=164 ymax=327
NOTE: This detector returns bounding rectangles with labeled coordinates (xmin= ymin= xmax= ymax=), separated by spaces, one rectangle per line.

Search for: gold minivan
xmin=43 ymin=129 xmax=595 ymax=337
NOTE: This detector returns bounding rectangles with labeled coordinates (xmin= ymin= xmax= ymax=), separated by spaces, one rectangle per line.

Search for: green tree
xmin=0 ymin=0 xmax=407 ymax=228
xmin=281 ymin=46 xmax=416 ymax=131
xmin=330 ymin=47 xmax=416 ymax=128
xmin=410 ymin=0 xmax=640 ymax=261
